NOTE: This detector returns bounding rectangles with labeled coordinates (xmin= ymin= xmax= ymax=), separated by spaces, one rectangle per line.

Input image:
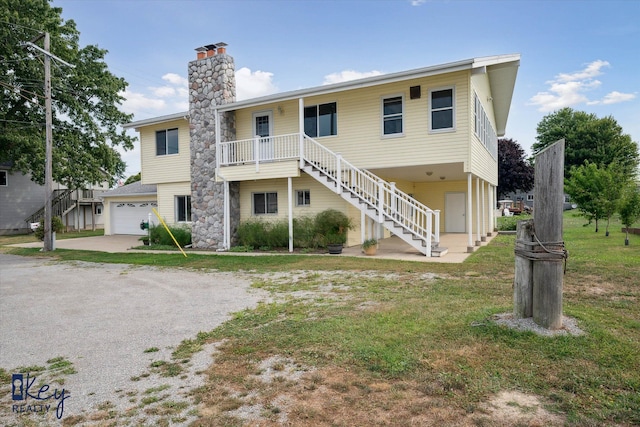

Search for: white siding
xmin=157 ymin=182 xmax=191 ymax=225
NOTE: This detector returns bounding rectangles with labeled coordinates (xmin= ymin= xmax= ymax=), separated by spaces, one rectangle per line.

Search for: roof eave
xmin=123 ymin=112 xmax=189 ymax=130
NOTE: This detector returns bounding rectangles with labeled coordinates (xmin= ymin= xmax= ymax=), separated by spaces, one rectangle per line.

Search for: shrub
xmin=314 ymin=209 xmax=353 ymax=247
xmin=496 ymin=214 xmax=531 ymax=231
xmin=237 ymin=219 xmax=270 ymax=247
xmin=34 ymin=216 xmax=64 ymax=241
xmin=293 ymin=215 xmax=318 ymax=248
xmin=149 ymin=224 xmax=191 ymax=247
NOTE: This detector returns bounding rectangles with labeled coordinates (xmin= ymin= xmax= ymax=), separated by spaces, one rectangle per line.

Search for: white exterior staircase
xmin=219 ymin=133 xmax=447 ymax=257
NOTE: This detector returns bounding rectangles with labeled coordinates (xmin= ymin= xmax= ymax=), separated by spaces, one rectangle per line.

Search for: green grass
xmin=0 ymin=229 xmax=104 ymax=246
xmin=2 ymin=213 xmax=639 ymax=425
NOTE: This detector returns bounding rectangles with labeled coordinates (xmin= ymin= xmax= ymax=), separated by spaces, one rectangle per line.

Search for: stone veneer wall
xmin=188 ymin=52 xmax=240 ymax=249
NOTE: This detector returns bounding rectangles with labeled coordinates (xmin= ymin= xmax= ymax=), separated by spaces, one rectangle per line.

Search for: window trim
xmin=252 ymin=192 xmax=278 ymax=215
xmin=175 ymin=195 xmax=192 ymax=222
xmin=156 ymin=128 xmax=179 ymax=156
xmin=296 ymin=189 xmax=311 ymax=207
xmin=429 ymin=86 xmax=455 ymax=133
xmin=304 ymin=102 xmax=338 ymax=138
xmin=0 ymin=170 xmax=7 ymax=186
xmin=381 ymin=94 xmax=404 ymax=138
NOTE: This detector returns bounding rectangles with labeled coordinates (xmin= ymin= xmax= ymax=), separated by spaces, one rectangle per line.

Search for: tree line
xmin=499 ymin=108 xmax=640 ymax=244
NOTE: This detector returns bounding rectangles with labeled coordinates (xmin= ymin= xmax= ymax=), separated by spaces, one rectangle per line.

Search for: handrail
xmin=301 ymin=135 xmax=438 ymax=246
xmin=217 ymin=132 xmax=440 ymax=251
xmin=25 ymin=189 xmax=75 ymax=224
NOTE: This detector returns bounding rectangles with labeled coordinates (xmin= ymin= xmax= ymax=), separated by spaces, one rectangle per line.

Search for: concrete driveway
xmin=0 ymin=254 xmax=267 ymax=425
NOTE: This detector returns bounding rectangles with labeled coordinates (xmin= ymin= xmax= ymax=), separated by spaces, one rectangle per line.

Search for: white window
xmin=527 ymin=194 xmax=534 ymax=201
xmin=473 ymin=92 xmax=497 ymax=159
xmin=304 ymin=102 xmax=337 ymax=137
xmin=253 ymin=192 xmax=278 ymax=215
xmin=429 ymin=87 xmax=454 ymax=132
xmin=156 ymin=128 xmax=179 ymax=156
xmin=0 ymin=170 xmax=7 ymax=186
xmin=382 ymin=95 xmax=403 ymax=136
xmin=296 ymin=190 xmax=311 ymax=206
xmin=176 ymin=195 xmax=192 ymax=222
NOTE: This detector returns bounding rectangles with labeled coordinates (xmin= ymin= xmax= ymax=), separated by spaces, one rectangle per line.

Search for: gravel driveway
xmin=0 ymin=254 xmax=267 ymax=426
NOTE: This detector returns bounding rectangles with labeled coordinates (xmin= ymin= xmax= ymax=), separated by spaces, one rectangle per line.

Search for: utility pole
xmin=43 ymin=32 xmax=53 ymax=251
xmin=22 ymin=33 xmax=74 ymax=251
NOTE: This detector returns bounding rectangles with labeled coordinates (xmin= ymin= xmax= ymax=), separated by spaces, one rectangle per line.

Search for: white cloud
xmin=322 ymin=70 xmax=383 ymax=85
xmin=162 ymin=73 xmax=188 ymax=86
xmin=529 ymin=60 xmax=635 ymax=112
xmin=236 ymin=67 xmax=278 ymax=101
xmin=120 ymin=89 xmax=166 ymax=115
xmin=601 ymin=91 xmax=637 ymax=105
xmin=410 ymin=0 xmax=427 ymax=5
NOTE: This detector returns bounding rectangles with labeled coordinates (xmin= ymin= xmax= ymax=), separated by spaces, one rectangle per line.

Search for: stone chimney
xmin=188 ymin=43 xmax=239 ymax=250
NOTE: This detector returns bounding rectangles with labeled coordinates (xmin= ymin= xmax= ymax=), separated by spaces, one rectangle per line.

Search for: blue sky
xmin=53 ymin=0 xmax=640 ymax=178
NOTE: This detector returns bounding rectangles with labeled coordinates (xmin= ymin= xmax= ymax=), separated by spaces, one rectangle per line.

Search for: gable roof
xmin=124 ymin=54 xmax=520 ymax=136
xmin=101 ymin=181 xmax=157 ymax=198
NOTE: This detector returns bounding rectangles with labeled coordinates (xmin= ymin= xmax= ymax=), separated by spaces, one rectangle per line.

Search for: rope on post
xmin=514 ymin=230 xmax=568 ymax=272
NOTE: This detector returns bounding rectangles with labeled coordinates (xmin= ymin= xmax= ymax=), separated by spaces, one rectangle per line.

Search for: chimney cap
xmin=215 ymin=42 xmax=228 ymax=47
xmin=204 ymin=44 xmax=217 ymax=50
xmin=195 ymin=46 xmax=207 ymax=52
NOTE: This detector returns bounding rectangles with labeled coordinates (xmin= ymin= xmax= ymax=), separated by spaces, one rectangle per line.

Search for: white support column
xmin=481 ymin=180 xmax=486 ymax=241
xmin=361 ymin=209 xmax=366 ymax=243
xmin=335 ymin=153 xmax=342 ymax=194
xmin=288 ymin=177 xmax=293 ymax=253
xmin=475 ymin=177 xmax=481 ymax=246
xmin=223 ymin=179 xmax=230 ymax=250
xmin=467 ymin=173 xmax=474 ymax=252
xmin=378 ymin=179 xmax=385 ymax=223
xmin=487 ymin=184 xmax=494 ymax=236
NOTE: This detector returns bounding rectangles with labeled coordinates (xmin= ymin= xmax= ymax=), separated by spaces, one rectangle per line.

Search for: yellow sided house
xmin=124 ymin=43 xmax=520 ymax=257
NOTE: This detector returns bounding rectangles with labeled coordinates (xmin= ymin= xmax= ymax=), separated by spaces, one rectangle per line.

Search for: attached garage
xmin=110 ymin=201 xmax=157 ymax=235
xmin=101 ymin=182 xmax=158 ymax=235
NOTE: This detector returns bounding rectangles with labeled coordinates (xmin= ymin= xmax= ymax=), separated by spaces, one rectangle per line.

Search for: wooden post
xmin=532 ymin=139 xmax=565 ymax=329
xmin=514 ymin=219 xmax=533 ymax=318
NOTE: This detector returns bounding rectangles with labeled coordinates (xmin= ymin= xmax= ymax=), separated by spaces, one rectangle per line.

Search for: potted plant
xmin=314 ymin=209 xmax=353 ymax=255
xmin=362 ymin=238 xmax=378 ymax=256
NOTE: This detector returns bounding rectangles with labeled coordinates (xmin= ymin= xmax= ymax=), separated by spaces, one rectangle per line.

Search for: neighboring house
xmin=101 ymin=181 xmax=158 ymax=235
xmin=122 ymin=44 xmax=520 ymax=256
xmin=504 ymin=190 xmax=577 ymax=211
xmin=0 ymin=163 xmax=107 ymax=235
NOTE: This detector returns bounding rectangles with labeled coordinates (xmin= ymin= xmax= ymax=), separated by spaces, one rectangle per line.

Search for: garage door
xmin=111 ymin=201 xmax=157 ymax=235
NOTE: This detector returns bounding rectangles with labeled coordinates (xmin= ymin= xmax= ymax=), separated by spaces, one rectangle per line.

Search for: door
xmin=253 ymin=111 xmax=273 ymax=161
xmin=445 ymin=192 xmax=466 ymax=233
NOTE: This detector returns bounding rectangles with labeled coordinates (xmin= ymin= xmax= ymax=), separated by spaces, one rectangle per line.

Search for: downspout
xmin=298 ymin=98 xmax=304 ymax=168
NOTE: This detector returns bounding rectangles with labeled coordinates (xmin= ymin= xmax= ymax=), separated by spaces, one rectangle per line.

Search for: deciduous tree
xmin=497 ymin=138 xmax=534 ymax=199
xmin=619 ymin=185 xmax=640 ymax=245
xmin=533 ymin=108 xmax=639 ymax=179
xmin=0 ymin=0 xmax=135 ymax=187
xmin=565 ymin=162 xmax=627 ymax=233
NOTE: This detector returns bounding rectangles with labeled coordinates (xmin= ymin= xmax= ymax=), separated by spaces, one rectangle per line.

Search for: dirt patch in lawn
xmin=194 ymin=355 xmax=566 ymax=426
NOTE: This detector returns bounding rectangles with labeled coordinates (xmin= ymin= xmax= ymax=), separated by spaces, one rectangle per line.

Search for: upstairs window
xmin=253 ymin=192 xmax=278 ymax=215
xmin=176 ymin=195 xmax=192 ymax=222
xmin=430 ymin=88 xmax=454 ymax=132
xmin=382 ymin=96 xmax=403 ymax=136
xmin=156 ymin=128 xmax=179 ymax=156
xmin=304 ymin=102 xmax=337 ymax=137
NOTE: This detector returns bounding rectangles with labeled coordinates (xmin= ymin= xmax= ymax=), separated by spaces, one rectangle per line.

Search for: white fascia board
xmin=217 ymin=59 xmax=479 ymax=112
xmin=123 ymin=112 xmax=189 ymax=130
